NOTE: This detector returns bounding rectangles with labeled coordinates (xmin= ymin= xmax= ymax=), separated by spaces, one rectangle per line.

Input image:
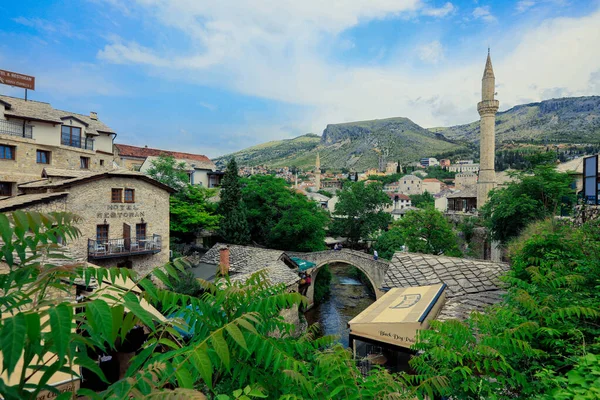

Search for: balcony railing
xmin=61 ymin=136 xmax=95 ymax=151
xmin=88 ymin=234 xmax=162 ymax=259
xmin=0 ymin=119 xmax=33 ymax=139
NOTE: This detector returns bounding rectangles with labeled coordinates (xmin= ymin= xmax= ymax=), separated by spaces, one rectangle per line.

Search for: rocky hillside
xmin=215 ymin=118 xmax=466 ymax=171
xmin=433 ymin=96 xmax=600 ymax=144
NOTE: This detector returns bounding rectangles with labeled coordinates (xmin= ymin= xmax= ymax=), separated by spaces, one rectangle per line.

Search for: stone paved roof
xmin=383 ymin=252 xmax=509 ymax=319
xmin=0 ymin=95 xmax=115 ymax=135
xmin=0 ymin=192 xmax=68 ymax=212
xmin=200 ymin=244 xmax=300 ymax=286
xmin=447 ymin=185 xmax=477 ymax=199
xmin=391 ymin=206 xmax=420 ymax=215
xmin=115 ymin=144 xmax=212 ymax=164
xmin=400 ymin=174 xmax=422 ymax=182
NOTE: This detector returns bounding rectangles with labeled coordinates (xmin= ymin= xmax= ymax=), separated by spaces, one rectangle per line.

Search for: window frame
xmin=0 ymin=145 xmax=16 ymax=160
xmin=80 ymin=156 xmax=90 ymax=169
xmin=111 ymin=188 xmax=123 ymax=203
xmin=61 ymin=125 xmax=82 ymax=148
xmin=136 ymin=223 xmax=147 ymax=240
xmin=96 ymin=224 xmax=109 ymax=242
xmin=124 ymin=188 xmax=135 ymax=203
xmin=36 ymin=150 xmax=51 ymax=164
xmin=0 ymin=182 xmax=12 ymax=196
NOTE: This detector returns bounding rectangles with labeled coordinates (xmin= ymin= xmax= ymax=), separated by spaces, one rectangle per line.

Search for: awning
xmin=290 ymin=257 xmax=316 ymax=271
xmin=348 ymin=284 xmax=447 ymax=349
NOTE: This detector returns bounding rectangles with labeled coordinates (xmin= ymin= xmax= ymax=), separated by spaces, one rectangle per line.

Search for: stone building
xmin=422 ymin=178 xmax=442 ymax=194
xmin=397 ymin=174 xmax=423 ymax=195
xmin=0 ymin=95 xmax=115 ymax=197
xmin=455 ymin=172 xmax=478 ymax=190
xmin=448 ymin=163 xmax=480 ymax=173
xmin=384 ymin=192 xmax=411 ymax=213
xmin=0 ymin=169 xmax=173 ymax=274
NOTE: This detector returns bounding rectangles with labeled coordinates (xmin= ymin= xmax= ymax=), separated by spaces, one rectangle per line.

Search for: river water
xmin=304 ymin=264 xmax=376 ymax=347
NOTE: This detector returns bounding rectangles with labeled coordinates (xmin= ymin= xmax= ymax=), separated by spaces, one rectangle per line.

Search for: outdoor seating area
xmin=87 ymin=234 xmax=162 ymax=259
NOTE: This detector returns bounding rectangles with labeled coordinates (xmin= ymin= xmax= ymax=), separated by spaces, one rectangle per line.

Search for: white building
xmin=140 ymin=155 xmax=216 ymax=188
xmin=448 ymin=163 xmax=480 ymax=173
xmin=420 ymin=157 xmax=439 ymax=167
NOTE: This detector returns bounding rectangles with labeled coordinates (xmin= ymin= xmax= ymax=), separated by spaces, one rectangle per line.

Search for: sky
xmin=0 ymin=0 xmax=599 ymax=158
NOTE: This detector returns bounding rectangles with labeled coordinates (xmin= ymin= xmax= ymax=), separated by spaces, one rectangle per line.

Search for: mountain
xmin=214 ymin=97 xmax=600 ymax=171
xmin=215 ymin=118 xmax=466 ymax=171
xmin=432 ymin=96 xmax=600 ymax=144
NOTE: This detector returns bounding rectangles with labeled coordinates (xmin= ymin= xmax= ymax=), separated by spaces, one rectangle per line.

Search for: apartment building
xmin=0 ymin=95 xmax=115 ymax=197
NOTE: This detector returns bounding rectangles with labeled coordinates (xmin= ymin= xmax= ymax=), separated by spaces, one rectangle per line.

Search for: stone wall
xmin=14 ymin=176 xmax=170 ymax=275
xmin=0 ymin=133 xmax=113 ymax=194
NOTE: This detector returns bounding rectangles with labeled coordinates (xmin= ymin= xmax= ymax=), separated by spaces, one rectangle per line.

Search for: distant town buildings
xmin=420 ymin=157 xmax=439 ymax=167
xmin=455 ymin=172 xmax=478 ymax=190
xmin=397 ymin=174 xmax=423 ymax=195
xmin=422 ymin=178 xmax=442 ymax=194
xmin=448 ymin=163 xmax=480 ymax=173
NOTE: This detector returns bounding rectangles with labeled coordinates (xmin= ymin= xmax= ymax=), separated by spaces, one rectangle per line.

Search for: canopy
xmin=348 ymin=284 xmax=447 ymax=349
xmin=290 ymin=257 xmax=316 ymax=271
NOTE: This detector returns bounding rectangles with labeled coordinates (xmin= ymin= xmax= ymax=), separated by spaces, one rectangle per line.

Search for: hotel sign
xmin=0 ymin=69 xmax=35 ymax=90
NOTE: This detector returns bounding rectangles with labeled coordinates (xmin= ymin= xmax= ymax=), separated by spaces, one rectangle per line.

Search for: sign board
xmin=349 ymin=284 xmax=447 ymax=349
xmin=0 ymin=69 xmax=35 ymax=90
xmin=583 ymin=155 xmax=599 ymax=205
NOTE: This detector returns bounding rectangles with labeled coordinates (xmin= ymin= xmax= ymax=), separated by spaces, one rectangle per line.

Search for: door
xmin=123 ymin=223 xmax=131 ymax=251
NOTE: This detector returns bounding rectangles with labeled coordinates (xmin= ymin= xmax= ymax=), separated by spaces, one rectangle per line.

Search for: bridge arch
xmin=288 ymin=249 xmax=390 ymax=308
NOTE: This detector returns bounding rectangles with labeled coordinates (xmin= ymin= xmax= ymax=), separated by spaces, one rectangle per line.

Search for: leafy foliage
xmin=331 ymin=181 xmax=392 ymax=247
xmin=170 ymin=185 xmax=220 ymax=242
xmin=313 ymin=264 xmax=332 ymax=303
xmin=409 ymin=191 xmax=435 ymax=209
xmin=374 ymin=227 xmax=404 ymax=260
xmin=241 ymin=175 xmax=328 ymax=251
xmin=395 ymin=208 xmax=461 ymax=256
xmin=218 ymin=158 xmax=251 ymax=245
xmin=146 ymin=155 xmax=190 ymax=190
xmin=481 ymin=165 xmax=575 ymax=243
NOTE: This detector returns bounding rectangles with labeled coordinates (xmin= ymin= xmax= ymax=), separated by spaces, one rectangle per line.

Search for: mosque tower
xmin=315 ymin=152 xmax=321 ymax=190
xmin=477 ymin=49 xmax=499 ymax=208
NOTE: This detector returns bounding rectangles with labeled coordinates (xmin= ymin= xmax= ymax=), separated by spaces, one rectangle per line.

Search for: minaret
xmin=477 ymin=49 xmax=499 ymax=208
xmin=315 ymin=152 xmax=321 ymax=190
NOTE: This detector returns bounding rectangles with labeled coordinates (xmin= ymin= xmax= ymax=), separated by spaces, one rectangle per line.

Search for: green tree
xmin=331 ymin=181 xmax=392 ymax=247
xmin=241 ymin=175 xmax=328 ymax=251
xmin=218 ymin=158 xmax=251 ymax=245
xmin=481 ymin=165 xmax=575 ymax=244
xmin=146 ymin=154 xmax=190 ymax=189
xmin=374 ymin=227 xmax=405 ymax=260
xmin=409 ymin=191 xmax=435 ymax=209
xmin=396 ymin=208 xmax=461 ymax=256
xmin=170 ymin=185 xmax=220 ymax=242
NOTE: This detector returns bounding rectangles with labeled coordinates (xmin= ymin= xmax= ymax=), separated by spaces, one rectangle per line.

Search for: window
xmin=61 ymin=126 xmax=82 ymax=148
xmin=0 ymin=182 xmax=12 ymax=196
xmin=80 ymin=157 xmax=89 ymax=169
xmin=0 ymin=145 xmax=15 ymax=160
xmin=124 ymin=189 xmax=135 ymax=203
xmin=96 ymin=224 xmax=109 ymax=242
xmin=111 ymin=188 xmax=123 ymax=203
xmin=136 ymin=223 xmax=146 ymax=240
xmin=100 ymin=159 xmax=104 ymax=166
xmin=36 ymin=150 xmax=50 ymax=164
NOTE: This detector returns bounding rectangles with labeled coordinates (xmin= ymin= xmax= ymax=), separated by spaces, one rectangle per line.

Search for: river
xmin=304 ymin=264 xmax=375 ymax=347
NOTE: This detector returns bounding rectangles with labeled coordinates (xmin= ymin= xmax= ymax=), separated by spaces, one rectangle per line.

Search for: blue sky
xmin=1 ymin=0 xmax=599 ymax=157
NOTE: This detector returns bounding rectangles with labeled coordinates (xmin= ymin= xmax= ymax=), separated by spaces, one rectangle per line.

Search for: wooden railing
xmin=88 ymin=234 xmax=162 ymax=259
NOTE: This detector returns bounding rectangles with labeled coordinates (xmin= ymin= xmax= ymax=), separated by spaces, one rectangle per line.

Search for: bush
xmin=313 ymin=264 xmax=332 ymax=303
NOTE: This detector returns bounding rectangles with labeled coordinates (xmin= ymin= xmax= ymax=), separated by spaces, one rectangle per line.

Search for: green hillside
xmin=433 ymin=96 xmax=600 ymax=144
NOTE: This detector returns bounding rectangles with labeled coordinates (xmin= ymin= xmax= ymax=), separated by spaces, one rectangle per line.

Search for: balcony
xmin=88 ymin=234 xmax=162 ymax=259
xmin=0 ymin=119 xmax=33 ymax=139
xmin=61 ymin=136 xmax=95 ymax=151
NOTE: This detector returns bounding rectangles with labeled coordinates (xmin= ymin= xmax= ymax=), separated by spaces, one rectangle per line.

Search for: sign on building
xmin=583 ymin=155 xmax=599 ymax=205
xmin=0 ymin=69 xmax=35 ymax=90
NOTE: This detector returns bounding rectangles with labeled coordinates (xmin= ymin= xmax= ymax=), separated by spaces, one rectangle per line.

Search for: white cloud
xmin=472 ymin=6 xmax=497 ymax=23
xmin=417 ymin=41 xmax=445 ymax=64
xmin=94 ymin=1 xmax=600 ymax=151
xmin=516 ymin=1 xmax=536 ymax=13
xmin=13 ymin=17 xmax=86 ymax=39
xmin=422 ymin=2 xmax=456 ymax=18
xmin=198 ymin=102 xmax=217 ymax=111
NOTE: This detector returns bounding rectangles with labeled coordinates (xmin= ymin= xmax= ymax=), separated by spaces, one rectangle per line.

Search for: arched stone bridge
xmin=287 ymin=249 xmax=390 ymax=307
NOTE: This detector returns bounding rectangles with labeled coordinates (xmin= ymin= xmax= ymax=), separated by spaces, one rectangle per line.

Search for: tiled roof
xmin=557 ymin=157 xmax=585 ymax=175
xmin=0 ymin=95 xmax=115 ymax=135
xmin=42 ymin=168 xmax=95 ymax=179
xmin=400 ymin=174 xmax=422 ymax=181
xmin=387 ymin=192 xmax=410 ymax=200
xmin=383 ymin=252 xmax=509 ymax=320
xmin=447 ymin=185 xmax=478 ymax=199
xmin=115 ymin=144 xmax=212 ymax=164
xmin=423 ymin=178 xmax=442 ymax=183
xmin=200 ymin=244 xmax=300 ymax=286
xmin=391 ymin=206 xmax=420 ymax=215
xmin=0 ymin=192 xmax=68 ymax=212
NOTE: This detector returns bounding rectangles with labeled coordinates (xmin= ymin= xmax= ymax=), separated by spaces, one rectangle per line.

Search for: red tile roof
xmin=115 ymin=144 xmax=212 ymax=163
xmin=387 ymin=192 xmax=411 ymax=200
xmin=423 ymin=178 xmax=442 ymax=183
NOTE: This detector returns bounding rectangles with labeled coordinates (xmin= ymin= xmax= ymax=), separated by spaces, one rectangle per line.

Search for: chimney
xmin=218 ymin=245 xmax=230 ymax=276
xmin=90 ymin=111 xmax=98 ymax=120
